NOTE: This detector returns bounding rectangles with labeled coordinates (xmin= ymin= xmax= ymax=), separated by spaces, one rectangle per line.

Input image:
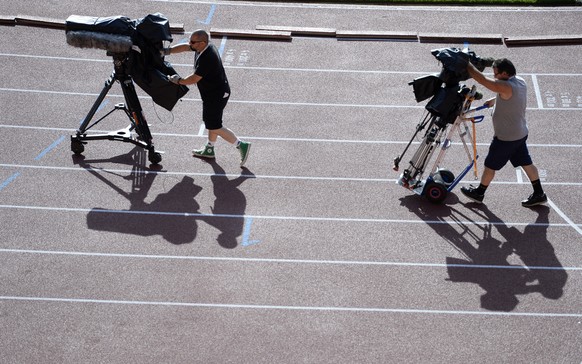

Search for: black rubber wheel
xmin=424 ymin=181 xmax=448 ymax=204
xmin=148 ymin=151 xmax=162 ymax=164
xmin=71 ymin=140 xmax=84 ymax=155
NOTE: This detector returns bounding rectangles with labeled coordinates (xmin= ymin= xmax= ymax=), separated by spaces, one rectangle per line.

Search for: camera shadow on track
xmin=399 ymin=195 xmax=568 ymax=312
xmin=75 ymin=147 xmax=203 ymax=245
xmin=73 ymin=147 xmax=257 ymax=248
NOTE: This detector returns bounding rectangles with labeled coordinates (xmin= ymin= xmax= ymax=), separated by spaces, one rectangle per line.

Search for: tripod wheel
xmin=435 ymin=169 xmax=455 ymax=186
xmin=148 ymin=151 xmax=162 ymax=164
xmin=424 ymin=181 xmax=448 ymax=204
xmin=71 ymin=139 xmax=85 ymax=155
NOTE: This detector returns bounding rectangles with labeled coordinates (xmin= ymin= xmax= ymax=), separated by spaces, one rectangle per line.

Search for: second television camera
xmin=393 ymin=47 xmax=494 ymax=203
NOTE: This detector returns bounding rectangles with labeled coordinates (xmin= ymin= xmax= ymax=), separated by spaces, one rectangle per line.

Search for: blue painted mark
xmin=218 ymin=36 xmax=227 ymax=57
xmin=198 ymin=4 xmax=216 ymax=25
xmin=97 ymin=99 xmax=109 ymax=113
xmin=241 ymin=217 xmax=260 ymax=247
xmin=0 ymin=172 xmax=21 ymax=192
xmin=35 ymin=135 xmax=65 ymax=161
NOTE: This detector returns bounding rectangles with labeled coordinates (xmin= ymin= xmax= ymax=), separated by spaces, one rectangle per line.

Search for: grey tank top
xmin=492 ymin=76 xmax=529 ymax=141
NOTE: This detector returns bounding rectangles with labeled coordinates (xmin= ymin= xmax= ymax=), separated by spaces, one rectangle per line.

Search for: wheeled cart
xmin=393 ymin=47 xmax=493 ymax=203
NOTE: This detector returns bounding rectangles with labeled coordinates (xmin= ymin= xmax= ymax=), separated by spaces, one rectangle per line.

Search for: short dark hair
xmin=493 ymin=58 xmax=516 ymax=77
xmin=192 ymin=29 xmax=210 ymax=42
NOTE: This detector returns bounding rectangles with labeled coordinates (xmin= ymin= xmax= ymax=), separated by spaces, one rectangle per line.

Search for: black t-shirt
xmin=194 ymin=44 xmax=230 ymax=101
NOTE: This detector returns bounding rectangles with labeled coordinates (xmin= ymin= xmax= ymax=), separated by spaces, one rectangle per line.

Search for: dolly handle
xmin=447 ymin=156 xmax=479 ymax=192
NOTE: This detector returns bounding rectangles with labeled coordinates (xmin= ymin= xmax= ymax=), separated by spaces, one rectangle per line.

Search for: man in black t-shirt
xmin=165 ymin=29 xmax=251 ymax=166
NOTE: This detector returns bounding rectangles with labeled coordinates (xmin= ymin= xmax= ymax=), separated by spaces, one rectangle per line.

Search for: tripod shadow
xmin=74 ymin=147 xmax=202 ymax=245
xmin=400 ymin=195 xmax=567 ymax=311
xmin=200 ymin=159 xmax=255 ymax=249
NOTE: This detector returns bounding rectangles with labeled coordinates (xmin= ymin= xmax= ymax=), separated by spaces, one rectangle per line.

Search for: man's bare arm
xmin=468 ymin=63 xmax=512 ymax=100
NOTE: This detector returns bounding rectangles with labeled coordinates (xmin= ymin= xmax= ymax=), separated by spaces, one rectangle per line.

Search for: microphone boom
xmin=66 ymin=30 xmax=132 ymax=53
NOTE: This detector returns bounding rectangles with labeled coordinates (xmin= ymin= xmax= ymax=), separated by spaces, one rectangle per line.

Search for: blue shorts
xmin=484 ymin=136 xmax=533 ymax=171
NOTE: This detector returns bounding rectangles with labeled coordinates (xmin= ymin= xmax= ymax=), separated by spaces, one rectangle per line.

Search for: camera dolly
xmin=394 ymin=87 xmax=487 ymax=203
xmin=71 ymin=52 xmax=162 ymax=164
xmin=66 ymin=14 xmax=187 ymax=165
xmin=393 ymin=47 xmax=493 ymax=204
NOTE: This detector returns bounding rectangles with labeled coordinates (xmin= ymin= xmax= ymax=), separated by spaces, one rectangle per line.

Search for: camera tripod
xmin=70 ymin=52 xmax=163 ymax=164
xmin=394 ymin=85 xmax=487 ymax=204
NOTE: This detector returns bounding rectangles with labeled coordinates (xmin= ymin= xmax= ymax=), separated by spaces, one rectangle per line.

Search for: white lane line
xmin=531 ymin=74 xmax=544 ymax=110
xmin=516 ymin=168 xmax=524 ymax=184
xmin=0 ymin=163 xmax=392 ymax=183
xmin=2 ymin=163 xmax=582 ymax=186
xmin=547 ymin=197 xmax=582 ymax=236
xmin=225 ymin=66 xmax=582 ymax=78
xmin=197 ymin=123 xmax=206 ymax=136
xmin=1 ymin=248 xmax=579 ymax=271
xmin=2 ymin=86 xmax=582 ymax=111
xmin=518 ymin=167 xmax=582 ymax=236
xmin=2 ymin=295 xmax=581 ymax=317
xmin=0 ymin=204 xmax=577 ymax=229
xmin=0 ymin=87 xmax=421 ymax=109
xmin=2 ymin=125 xmax=582 ymax=148
xmin=3 ymin=53 xmax=582 ymax=77
xmin=0 ymin=53 xmax=111 ymax=63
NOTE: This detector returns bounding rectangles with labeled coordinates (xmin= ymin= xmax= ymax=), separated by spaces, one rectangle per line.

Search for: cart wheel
xmin=424 ymin=181 xmax=448 ymax=204
xmin=148 ymin=151 xmax=162 ymax=164
xmin=71 ymin=140 xmax=84 ymax=155
xmin=436 ymin=169 xmax=455 ymax=186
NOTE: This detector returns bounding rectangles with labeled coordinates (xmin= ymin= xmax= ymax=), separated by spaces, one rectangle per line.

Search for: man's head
xmin=492 ymin=58 xmax=516 ymax=80
xmin=189 ymin=29 xmax=210 ymax=52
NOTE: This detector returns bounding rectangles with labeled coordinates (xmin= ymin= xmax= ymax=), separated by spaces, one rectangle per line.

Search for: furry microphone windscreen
xmin=66 ymin=31 xmax=133 ymax=53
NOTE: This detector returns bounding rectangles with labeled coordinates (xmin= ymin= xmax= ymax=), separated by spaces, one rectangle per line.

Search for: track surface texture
xmin=1 ymin=1 xmax=581 ymax=363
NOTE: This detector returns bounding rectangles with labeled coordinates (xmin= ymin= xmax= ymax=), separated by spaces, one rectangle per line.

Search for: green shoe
xmin=238 ymin=141 xmax=251 ymax=166
xmin=192 ymin=145 xmax=215 ymax=159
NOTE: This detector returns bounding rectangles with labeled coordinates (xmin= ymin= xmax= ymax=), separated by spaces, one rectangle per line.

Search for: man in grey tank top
xmin=460 ymin=58 xmax=547 ymax=207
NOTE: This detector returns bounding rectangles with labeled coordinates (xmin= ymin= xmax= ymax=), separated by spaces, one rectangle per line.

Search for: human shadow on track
xmin=399 ymin=195 xmax=567 ymax=312
xmin=73 ymin=147 xmax=203 ymax=245
xmin=463 ymin=203 xmax=568 ymax=305
xmin=199 ymin=159 xmax=256 ymax=249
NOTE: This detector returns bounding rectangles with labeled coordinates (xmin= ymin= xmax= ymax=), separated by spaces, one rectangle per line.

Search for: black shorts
xmin=202 ymin=95 xmax=229 ymax=130
xmin=484 ymin=136 xmax=533 ymax=171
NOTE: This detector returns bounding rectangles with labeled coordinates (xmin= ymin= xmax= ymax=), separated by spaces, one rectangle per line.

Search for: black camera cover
xmin=409 ymin=74 xmax=443 ymax=103
xmin=130 ymin=14 xmax=187 ymax=111
xmin=407 ymin=47 xmax=494 ymax=122
xmin=65 ymin=15 xmax=135 ymax=36
xmin=66 ymin=13 xmax=188 ymax=111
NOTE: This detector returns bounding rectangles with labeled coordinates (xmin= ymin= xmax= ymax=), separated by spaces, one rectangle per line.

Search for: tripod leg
xmin=402 ymin=116 xmax=446 ymax=184
xmin=77 ymin=73 xmax=115 ymax=134
xmin=119 ymin=78 xmax=153 ymax=144
xmin=393 ymin=113 xmax=434 ymax=171
xmin=119 ymin=77 xmax=162 ymax=164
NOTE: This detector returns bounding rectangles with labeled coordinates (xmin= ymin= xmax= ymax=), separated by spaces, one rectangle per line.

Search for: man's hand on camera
xmin=168 ymin=74 xmax=182 ymax=84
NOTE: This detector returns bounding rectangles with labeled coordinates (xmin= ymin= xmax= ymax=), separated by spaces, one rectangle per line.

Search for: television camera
xmin=393 ymin=47 xmax=494 ymax=203
xmin=65 ymin=13 xmax=188 ymax=164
